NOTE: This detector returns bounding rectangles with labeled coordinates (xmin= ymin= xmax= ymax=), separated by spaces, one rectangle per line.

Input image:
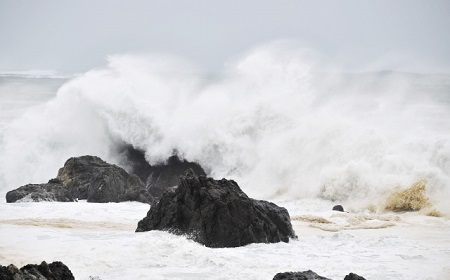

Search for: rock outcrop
xmin=272 ymin=271 xmax=366 ymax=280
xmin=6 ymin=179 xmax=73 ymax=203
xmin=136 ymin=169 xmax=296 ymax=248
xmin=56 ymin=155 xmax=154 ymax=204
xmin=146 ymin=155 xmax=206 ymax=199
xmin=6 ymin=155 xmax=155 ymax=205
xmin=343 ymin=273 xmax=366 ymax=280
xmin=273 ymin=270 xmax=331 ymax=280
xmin=0 ymin=261 xmax=74 ymax=280
xmin=120 ymin=146 xmax=206 ymax=199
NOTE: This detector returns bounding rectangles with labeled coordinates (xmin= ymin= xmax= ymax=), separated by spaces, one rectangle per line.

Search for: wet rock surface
xmin=120 ymin=146 xmax=206 ymax=199
xmin=136 ymin=169 xmax=296 ymax=248
xmin=0 ymin=261 xmax=74 ymax=280
xmin=6 ymin=179 xmax=73 ymax=203
xmin=272 ymin=270 xmax=366 ymax=280
xmin=332 ymin=205 xmax=344 ymax=212
xmin=273 ymin=270 xmax=331 ymax=280
xmin=6 ymin=155 xmax=155 ymax=205
xmin=343 ymin=273 xmax=366 ymax=280
xmin=145 ymin=155 xmax=206 ymax=199
xmin=56 ymin=155 xmax=154 ymax=204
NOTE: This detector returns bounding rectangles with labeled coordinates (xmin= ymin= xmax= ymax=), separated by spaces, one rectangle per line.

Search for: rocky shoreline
xmin=0 ymin=261 xmax=74 ymax=280
xmin=6 ymin=151 xmax=205 ymax=205
xmin=0 ymin=263 xmax=366 ymax=280
xmin=3 ymin=154 xmax=367 ymax=279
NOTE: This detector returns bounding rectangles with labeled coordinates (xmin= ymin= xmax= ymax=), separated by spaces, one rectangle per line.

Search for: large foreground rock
xmin=136 ymin=169 xmax=296 ymax=248
xmin=6 ymin=155 xmax=155 ymax=205
xmin=6 ymin=179 xmax=73 ymax=203
xmin=0 ymin=261 xmax=74 ymax=280
xmin=56 ymin=155 xmax=154 ymax=204
xmin=120 ymin=146 xmax=206 ymax=199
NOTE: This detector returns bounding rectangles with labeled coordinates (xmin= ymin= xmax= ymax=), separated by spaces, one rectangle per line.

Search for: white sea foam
xmin=0 ymin=201 xmax=449 ymax=279
xmin=0 ymin=44 xmax=450 ymax=216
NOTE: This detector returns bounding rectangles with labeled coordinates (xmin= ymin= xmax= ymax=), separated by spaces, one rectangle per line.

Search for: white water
xmin=0 ymin=201 xmax=449 ymax=279
xmin=1 ymin=45 xmax=450 ymax=278
xmin=1 ymin=45 xmax=450 ymax=214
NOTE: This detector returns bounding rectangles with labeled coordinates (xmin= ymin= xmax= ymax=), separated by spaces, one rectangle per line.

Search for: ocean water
xmin=0 ymin=201 xmax=449 ymax=279
xmin=1 ymin=46 xmax=450 ymax=279
xmin=0 ymin=74 xmax=68 ymax=134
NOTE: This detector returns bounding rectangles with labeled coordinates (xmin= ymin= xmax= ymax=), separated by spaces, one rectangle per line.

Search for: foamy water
xmin=1 ymin=46 xmax=449 ymax=215
xmin=0 ymin=201 xmax=449 ymax=279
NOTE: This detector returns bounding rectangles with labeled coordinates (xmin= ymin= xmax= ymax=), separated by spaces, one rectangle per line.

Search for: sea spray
xmin=0 ymin=44 xmax=449 ymax=215
xmin=384 ymin=179 xmax=430 ymax=212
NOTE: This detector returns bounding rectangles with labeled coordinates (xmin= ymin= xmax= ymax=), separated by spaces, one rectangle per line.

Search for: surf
xmin=1 ymin=44 xmax=449 ymax=216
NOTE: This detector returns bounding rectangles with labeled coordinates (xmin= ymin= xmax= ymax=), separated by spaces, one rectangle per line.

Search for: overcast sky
xmin=1 ymin=0 xmax=449 ymax=74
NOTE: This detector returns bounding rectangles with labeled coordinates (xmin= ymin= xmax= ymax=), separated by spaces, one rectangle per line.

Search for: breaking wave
xmin=1 ymin=43 xmax=449 ymax=214
xmin=384 ymin=179 xmax=430 ymax=212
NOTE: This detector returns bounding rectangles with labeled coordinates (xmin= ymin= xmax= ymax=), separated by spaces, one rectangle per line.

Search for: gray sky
xmin=1 ymin=0 xmax=449 ymax=74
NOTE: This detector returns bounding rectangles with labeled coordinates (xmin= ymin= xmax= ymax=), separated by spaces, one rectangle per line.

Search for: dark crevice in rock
xmin=118 ymin=145 xmax=207 ymax=200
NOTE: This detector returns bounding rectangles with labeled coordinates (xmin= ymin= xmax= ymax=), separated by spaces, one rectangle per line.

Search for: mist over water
xmin=1 ymin=45 xmax=449 ymax=214
xmin=0 ymin=75 xmax=67 ymax=132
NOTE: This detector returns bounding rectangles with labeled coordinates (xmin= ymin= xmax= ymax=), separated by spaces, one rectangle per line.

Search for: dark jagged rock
xmin=118 ymin=145 xmax=155 ymax=182
xmin=273 ymin=270 xmax=331 ymax=280
xmin=6 ymin=155 xmax=155 ymax=205
xmin=0 ymin=264 xmax=17 ymax=279
xmin=344 ymin=273 xmax=366 ymax=280
xmin=272 ymin=271 xmax=367 ymax=280
xmin=6 ymin=179 xmax=73 ymax=203
xmin=0 ymin=261 xmax=74 ymax=280
xmin=136 ymin=169 xmax=296 ymax=248
xmin=146 ymin=155 xmax=206 ymax=199
xmin=119 ymin=146 xmax=206 ymax=199
xmin=332 ymin=205 xmax=344 ymax=212
xmin=47 ymin=261 xmax=75 ymax=279
xmin=57 ymin=155 xmax=154 ymax=204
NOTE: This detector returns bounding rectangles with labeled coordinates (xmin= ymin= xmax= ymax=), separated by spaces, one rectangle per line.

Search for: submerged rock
xmin=273 ymin=270 xmax=331 ymax=280
xmin=0 ymin=261 xmax=74 ymax=280
xmin=6 ymin=179 xmax=73 ymax=203
xmin=272 ymin=271 xmax=366 ymax=280
xmin=119 ymin=146 xmax=206 ymax=199
xmin=332 ymin=205 xmax=344 ymax=212
xmin=56 ymin=155 xmax=154 ymax=204
xmin=343 ymin=273 xmax=366 ymax=280
xmin=136 ymin=169 xmax=296 ymax=248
